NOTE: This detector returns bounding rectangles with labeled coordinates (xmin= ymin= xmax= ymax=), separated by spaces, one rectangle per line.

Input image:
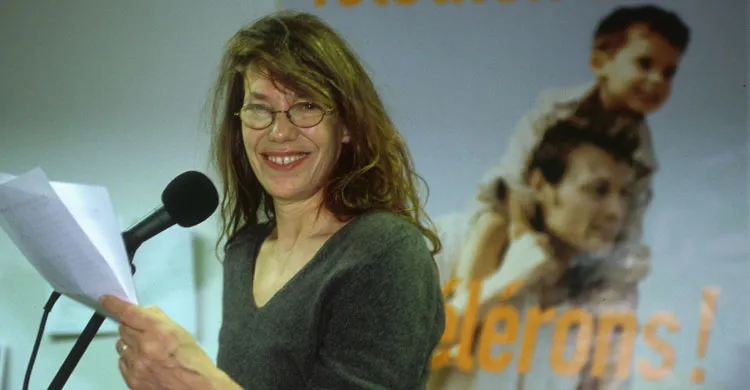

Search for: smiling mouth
xmin=263 ymin=153 xmax=310 ymax=166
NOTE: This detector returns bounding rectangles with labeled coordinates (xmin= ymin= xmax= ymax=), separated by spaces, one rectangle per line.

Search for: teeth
xmin=267 ymin=154 xmax=307 ymax=165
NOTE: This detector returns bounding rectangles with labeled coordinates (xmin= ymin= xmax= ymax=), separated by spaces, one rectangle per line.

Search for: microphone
xmin=122 ymin=170 xmax=220 ymax=259
xmin=22 ymin=171 xmax=219 ymax=390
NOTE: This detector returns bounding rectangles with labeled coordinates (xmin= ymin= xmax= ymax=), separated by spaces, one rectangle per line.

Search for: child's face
xmin=593 ymin=24 xmax=683 ymax=114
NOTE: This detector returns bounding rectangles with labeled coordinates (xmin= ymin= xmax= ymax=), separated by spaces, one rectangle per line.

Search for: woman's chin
xmin=265 ymin=183 xmax=319 ymax=203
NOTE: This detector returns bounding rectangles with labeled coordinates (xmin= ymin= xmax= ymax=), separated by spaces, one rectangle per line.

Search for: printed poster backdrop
xmin=283 ymin=1 xmax=748 ymax=389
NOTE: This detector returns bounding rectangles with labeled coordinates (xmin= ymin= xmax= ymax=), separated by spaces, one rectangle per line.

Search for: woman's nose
xmin=268 ymin=113 xmax=299 ymax=142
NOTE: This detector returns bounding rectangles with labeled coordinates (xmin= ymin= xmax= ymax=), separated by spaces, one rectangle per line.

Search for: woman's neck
xmin=270 ymin=191 xmax=344 ymax=251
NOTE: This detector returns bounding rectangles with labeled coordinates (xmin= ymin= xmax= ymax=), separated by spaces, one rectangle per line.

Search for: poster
xmin=286 ymin=1 xmax=747 ymax=389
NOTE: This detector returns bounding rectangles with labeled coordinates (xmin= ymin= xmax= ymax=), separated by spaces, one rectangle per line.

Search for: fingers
xmin=118 ymin=356 xmax=140 ymax=390
xmin=116 ymin=338 xmax=128 ymax=356
xmin=118 ymin=356 xmax=129 ymax=381
xmin=119 ymin=323 xmax=141 ymax=347
xmin=101 ymin=295 xmax=150 ymax=330
xmin=117 ymin=338 xmax=138 ymax=388
xmin=116 ymin=338 xmax=136 ymax=367
xmin=100 ymin=295 xmax=130 ymax=318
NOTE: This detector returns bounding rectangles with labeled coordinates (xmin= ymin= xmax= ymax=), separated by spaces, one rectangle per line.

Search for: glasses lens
xmin=289 ymin=103 xmax=325 ymax=128
xmin=241 ymin=105 xmax=272 ymax=129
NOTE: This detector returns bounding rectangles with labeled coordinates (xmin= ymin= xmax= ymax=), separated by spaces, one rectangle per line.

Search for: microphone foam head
xmin=161 ymin=171 xmax=219 ymax=227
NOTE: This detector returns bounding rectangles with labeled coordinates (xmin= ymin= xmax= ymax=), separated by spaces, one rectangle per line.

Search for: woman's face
xmin=240 ymin=69 xmax=350 ymax=204
xmin=533 ymin=143 xmax=634 ymax=254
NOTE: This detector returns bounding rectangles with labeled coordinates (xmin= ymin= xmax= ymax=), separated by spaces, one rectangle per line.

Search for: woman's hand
xmin=100 ymin=295 xmax=238 ymax=390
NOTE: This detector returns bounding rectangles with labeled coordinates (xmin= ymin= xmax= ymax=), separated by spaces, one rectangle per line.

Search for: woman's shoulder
xmin=327 ymin=210 xmax=434 ymax=274
xmin=346 ymin=209 xmax=427 ymax=247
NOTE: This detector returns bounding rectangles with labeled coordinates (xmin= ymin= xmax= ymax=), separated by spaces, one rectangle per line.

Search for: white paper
xmin=47 ymin=227 xmax=198 ymax=336
xmin=0 ymin=168 xmax=137 ymax=321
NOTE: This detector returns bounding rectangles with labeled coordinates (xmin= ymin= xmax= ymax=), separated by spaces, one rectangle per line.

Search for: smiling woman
xmin=99 ymin=9 xmax=446 ymax=390
xmin=236 ymin=70 xmax=349 ymax=203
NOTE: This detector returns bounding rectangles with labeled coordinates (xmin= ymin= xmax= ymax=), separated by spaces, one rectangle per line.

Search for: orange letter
xmin=455 ymin=280 xmax=481 ymax=371
xmin=637 ymin=312 xmax=679 ymax=381
xmin=394 ymin=0 xmax=418 ymax=4
xmin=442 ymin=277 xmax=460 ymax=297
xmin=517 ymin=306 xmax=556 ymax=373
xmin=590 ymin=312 xmax=638 ymax=379
xmin=432 ymin=303 xmax=459 ymax=369
xmin=339 ymin=0 xmax=362 ymax=5
xmin=476 ymin=304 xmax=520 ymax=372
xmin=550 ymin=308 xmax=593 ymax=376
xmin=498 ymin=280 xmax=524 ymax=301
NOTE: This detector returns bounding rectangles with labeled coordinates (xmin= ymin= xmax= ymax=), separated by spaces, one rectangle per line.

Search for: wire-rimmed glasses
xmin=234 ymin=102 xmax=334 ymax=130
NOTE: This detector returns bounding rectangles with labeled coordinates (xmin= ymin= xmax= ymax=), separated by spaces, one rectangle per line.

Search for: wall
xmin=282 ymin=0 xmax=748 ymax=389
xmin=0 ymin=1 xmax=277 ymax=389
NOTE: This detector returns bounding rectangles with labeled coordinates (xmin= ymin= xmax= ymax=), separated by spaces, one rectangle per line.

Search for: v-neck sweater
xmin=216 ymin=210 xmax=446 ymax=389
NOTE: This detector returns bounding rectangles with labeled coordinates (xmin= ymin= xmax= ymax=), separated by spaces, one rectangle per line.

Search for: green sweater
xmin=216 ymin=210 xmax=445 ymax=389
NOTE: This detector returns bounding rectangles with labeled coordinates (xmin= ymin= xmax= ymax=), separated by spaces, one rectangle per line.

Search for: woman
xmin=100 ymin=11 xmax=445 ymax=390
xmin=428 ymin=119 xmax=642 ymax=390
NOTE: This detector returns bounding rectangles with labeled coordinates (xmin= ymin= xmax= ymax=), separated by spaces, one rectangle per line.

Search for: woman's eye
xmin=248 ymin=104 xmax=269 ymax=112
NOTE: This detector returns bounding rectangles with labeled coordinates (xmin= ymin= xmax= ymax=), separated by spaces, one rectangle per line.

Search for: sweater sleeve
xmin=305 ymin=231 xmax=446 ymax=390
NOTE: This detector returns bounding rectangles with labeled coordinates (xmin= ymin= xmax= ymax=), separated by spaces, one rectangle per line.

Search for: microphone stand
xmin=47 ymin=232 xmax=140 ymax=390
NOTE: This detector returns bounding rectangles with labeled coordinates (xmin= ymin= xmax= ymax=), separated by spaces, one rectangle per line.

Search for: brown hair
xmin=526 ymin=118 xmax=640 ymax=186
xmin=208 ymin=11 xmax=441 ymax=256
xmin=593 ymin=5 xmax=690 ymax=55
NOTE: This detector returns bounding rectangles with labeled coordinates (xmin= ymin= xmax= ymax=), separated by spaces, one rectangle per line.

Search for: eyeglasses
xmin=234 ymin=102 xmax=334 ymax=130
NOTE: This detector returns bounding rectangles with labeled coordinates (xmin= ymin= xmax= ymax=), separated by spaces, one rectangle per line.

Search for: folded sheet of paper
xmin=0 ymin=168 xmax=137 ymax=321
xmin=46 ymin=226 xmax=197 ymax=337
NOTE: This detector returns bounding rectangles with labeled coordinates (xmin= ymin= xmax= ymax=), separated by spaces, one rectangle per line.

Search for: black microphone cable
xmin=21 ymin=241 xmax=138 ymax=390
xmin=23 ymin=290 xmax=61 ymax=390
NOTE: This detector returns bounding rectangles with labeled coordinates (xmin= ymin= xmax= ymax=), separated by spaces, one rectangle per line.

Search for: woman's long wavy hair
xmin=208 ymin=11 xmax=441 ymax=257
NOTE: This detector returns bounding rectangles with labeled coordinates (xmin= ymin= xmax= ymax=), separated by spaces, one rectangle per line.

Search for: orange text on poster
xmin=431 ymin=278 xmax=720 ymax=384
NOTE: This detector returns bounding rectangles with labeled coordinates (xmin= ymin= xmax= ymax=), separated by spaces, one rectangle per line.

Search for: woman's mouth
xmin=262 ymin=152 xmax=311 ymax=171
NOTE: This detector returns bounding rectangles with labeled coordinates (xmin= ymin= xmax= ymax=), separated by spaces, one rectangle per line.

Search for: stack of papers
xmin=0 ymin=168 xmax=138 ymax=320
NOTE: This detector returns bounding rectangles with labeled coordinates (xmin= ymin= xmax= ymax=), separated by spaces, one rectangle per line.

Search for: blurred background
xmin=0 ymin=0 xmax=746 ymax=389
